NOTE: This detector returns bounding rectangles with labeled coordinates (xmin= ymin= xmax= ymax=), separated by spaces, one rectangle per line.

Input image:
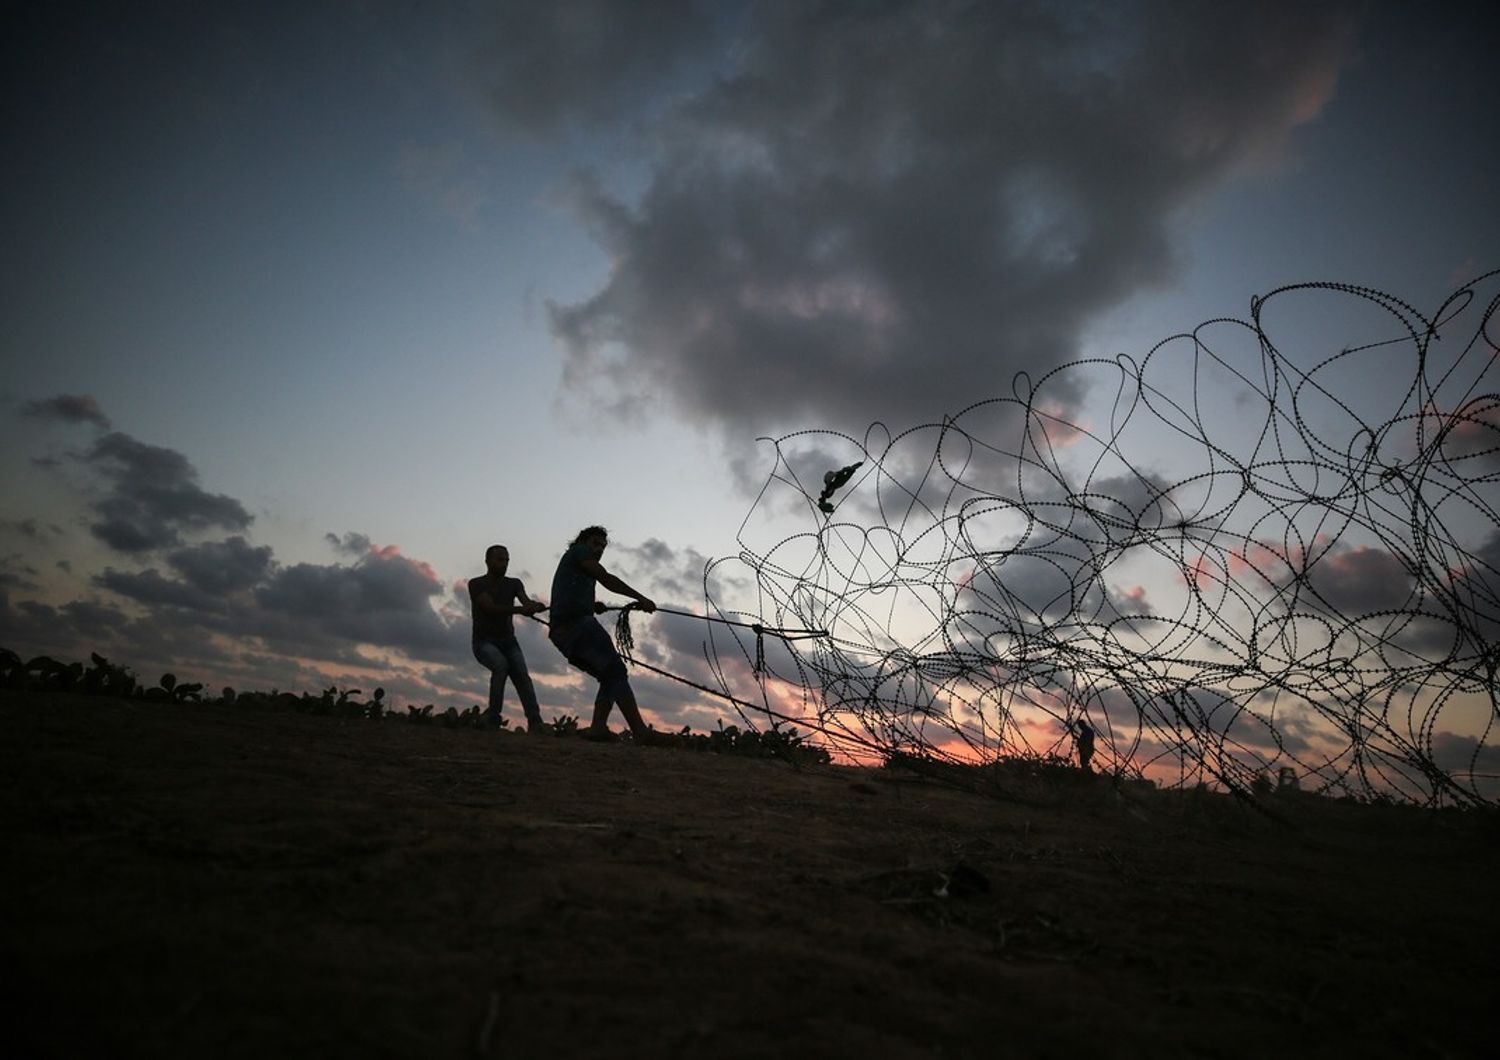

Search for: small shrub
xmin=0 ymin=647 xmax=23 ymax=686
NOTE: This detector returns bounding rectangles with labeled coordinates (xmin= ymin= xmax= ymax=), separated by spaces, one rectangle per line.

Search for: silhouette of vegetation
xmin=0 ymin=647 xmax=832 ymax=766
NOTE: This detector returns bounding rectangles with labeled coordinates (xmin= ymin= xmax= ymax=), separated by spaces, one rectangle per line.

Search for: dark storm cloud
xmin=0 ymin=591 xmax=131 ymax=652
xmin=1476 ymin=530 xmax=1500 ymax=571
xmin=21 ymin=394 xmax=113 ymax=430
xmin=6 ymin=389 xmax=486 ymax=691
xmin=325 ymin=531 xmax=373 ymax=557
xmin=1450 ymin=529 xmax=1500 ymax=649
xmin=611 ymin=536 xmax=719 ymax=602
xmin=1 ymin=518 xmax=65 ymax=541
xmin=81 ymin=432 xmax=253 ymax=552
xmin=1437 ymin=397 xmax=1500 ymax=472
xmin=93 ymin=543 xmax=470 ymax=671
xmin=520 ymin=1 xmax=1354 ymax=436
xmin=1271 ymin=539 xmax=1499 ymax=658
xmin=167 ymin=536 xmax=275 ymax=595
xmin=0 ymin=554 xmax=42 ymax=593
xmin=952 ymin=470 xmax=1178 ymax=627
xmin=1299 ymin=545 xmax=1416 ymax=616
xmin=10 ymin=395 xmax=470 ymax=671
xmin=255 ymin=548 xmax=461 ymax=662
xmin=259 ymin=551 xmax=439 ymax=616
xmin=1430 ymin=730 xmax=1500 ymax=779
xmin=473 ymin=0 xmax=714 ymax=136
xmin=10 ymin=543 xmax=470 ymax=684
xmin=96 ymin=567 xmax=227 ymax=614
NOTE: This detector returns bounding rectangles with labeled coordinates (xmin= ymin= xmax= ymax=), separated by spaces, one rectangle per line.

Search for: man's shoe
xmin=526 ymin=721 xmax=553 ymax=736
xmin=581 ymin=726 xmax=618 ymax=743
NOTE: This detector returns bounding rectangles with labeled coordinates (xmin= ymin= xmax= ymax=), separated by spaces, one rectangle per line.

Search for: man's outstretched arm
xmin=513 ymin=582 xmax=547 ymax=616
xmin=579 ymin=558 xmax=656 ymax=612
xmin=476 ymin=588 xmax=546 ymax=617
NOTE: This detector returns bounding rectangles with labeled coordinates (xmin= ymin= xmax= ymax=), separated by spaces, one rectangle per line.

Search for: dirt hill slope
xmin=3 ymin=690 xmax=1494 ymax=1058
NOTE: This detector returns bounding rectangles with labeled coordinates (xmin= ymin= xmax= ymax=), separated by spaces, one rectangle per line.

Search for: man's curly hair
xmin=570 ymin=525 xmax=608 ymax=546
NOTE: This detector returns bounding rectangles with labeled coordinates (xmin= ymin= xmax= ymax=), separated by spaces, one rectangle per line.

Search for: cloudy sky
xmin=3 ymin=1 xmax=1496 ymax=755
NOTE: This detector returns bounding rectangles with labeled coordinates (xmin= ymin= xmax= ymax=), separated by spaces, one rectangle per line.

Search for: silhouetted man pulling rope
xmin=469 ymin=544 xmax=547 ymax=733
xmin=547 ymin=526 xmax=664 ymax=743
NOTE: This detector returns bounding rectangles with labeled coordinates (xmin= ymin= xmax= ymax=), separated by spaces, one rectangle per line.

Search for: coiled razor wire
xmin=686 ymin=273 xmax=1500 ymax=807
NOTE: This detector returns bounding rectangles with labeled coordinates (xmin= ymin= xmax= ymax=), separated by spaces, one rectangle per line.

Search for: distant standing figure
xmin=469 ymin=545 xmax=547 ymax=732
xmin=548 ymin=526 xmax=660 ymax=743
xmin=1075 ymin=718 xmax=1096 ymax=773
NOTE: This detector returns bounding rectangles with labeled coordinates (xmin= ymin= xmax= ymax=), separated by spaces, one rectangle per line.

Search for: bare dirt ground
xmin=3 ymin=689 xmax=1495 ymax=1059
